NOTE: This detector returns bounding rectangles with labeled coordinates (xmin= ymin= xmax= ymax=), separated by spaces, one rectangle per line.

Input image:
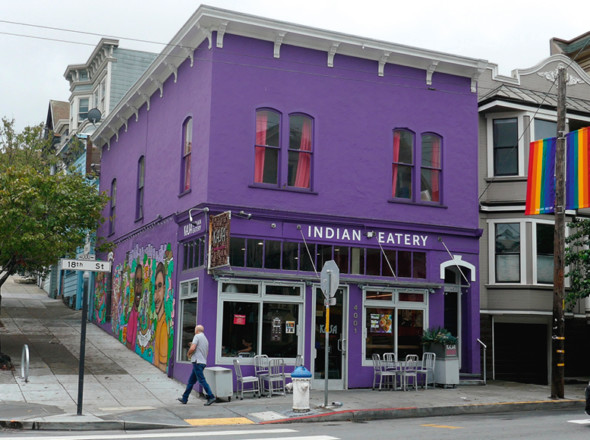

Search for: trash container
xmin=291 ymin=366 xmax=312 ymax=413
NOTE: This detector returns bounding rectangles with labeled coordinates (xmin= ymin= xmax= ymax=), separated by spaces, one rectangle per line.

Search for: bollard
xmin=291 ymin=366 xmax=312 ymax=413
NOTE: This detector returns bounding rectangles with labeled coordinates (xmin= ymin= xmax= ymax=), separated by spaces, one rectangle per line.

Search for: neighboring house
xmin=550 ymin=32 xmax=590 ymax=74
xmin=90 ymin=6 xmax=487 ymax=385
xmin=477 ymin=55 xmax=590 ymax=384
xmin=42 ymin=39 xmax=157 ymax=310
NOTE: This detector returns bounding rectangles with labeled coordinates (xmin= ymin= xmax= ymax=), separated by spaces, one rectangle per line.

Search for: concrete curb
xmin=261 ymin=399 xmax=586 ymax=424
xmin=0 ymin=419 xmax=192 ymax=431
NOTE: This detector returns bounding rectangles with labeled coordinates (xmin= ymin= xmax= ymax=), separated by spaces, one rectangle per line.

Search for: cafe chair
xmin=372 ymin=353 xmax=397 ymax=391
xmin=401 ymin=354 xmax=419 ymax=391
xmin=262 ymin=358 xmax=286 ymax=396
xmin=418 ymin=352 xmax=436 ymax=389
xmin=284 ymin=354 xmax=304 ymax=391
xmin=254 ymin=354 xmax=270 ymax=394
xmin=233 ymin=359 xmax=260 ymax=399
xmin=383 ymin=352 xmax=400 ymax=390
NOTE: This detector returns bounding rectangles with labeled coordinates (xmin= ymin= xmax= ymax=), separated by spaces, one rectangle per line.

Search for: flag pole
xmin=551 ymin=66 xmax=566 ymax=399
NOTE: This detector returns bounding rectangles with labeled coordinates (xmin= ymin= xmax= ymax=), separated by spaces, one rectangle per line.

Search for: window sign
xmin=234 ymin=314 xmax=246 ymax=325
xmin=271 ymin=317 xmax=282 ymax=341
xmin=285 ymin=321 xmax=295 ymax=334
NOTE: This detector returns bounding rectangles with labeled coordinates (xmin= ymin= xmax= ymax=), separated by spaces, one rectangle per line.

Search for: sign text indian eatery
xmin=304 ymin=225 xmax=429 ymax=247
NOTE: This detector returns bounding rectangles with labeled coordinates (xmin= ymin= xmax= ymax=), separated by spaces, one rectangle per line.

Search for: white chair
xmin=401 ymin=354 xmax=419 ymax=391
xmin=418 ymin=352 xmax=436 ymax=389
xmin=262 ymin=358 xmax=286 ymax=396
xmin=284 ymin=354 xmax=304 ymax=389
xmin=372 ymin=354 xmax=397 ymax=391
xmin=233 ymin=359 xmax=260 ymax=399
xmin=382 ymin=352 xmax=400 ymax=390
xmin=254 ymin=354 xmax=270 ymax=394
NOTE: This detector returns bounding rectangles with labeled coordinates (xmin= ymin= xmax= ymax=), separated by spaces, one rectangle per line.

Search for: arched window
xmin=392 ymin=129 xmax=414 ymax=199
xmin=109 ymin=179 xmax=117 ymax=235
xmin=254 ymin=109 xmax=280 ymax=185
xmin=288 ymin=114 xmax=313 ymax=189
xmin=181 ymin=117 xmax=192 ymax=193
xmin=420 ymin=133 xmax=442 ymax=202
xmin=136 ymin=156 xmax=145 ymax=220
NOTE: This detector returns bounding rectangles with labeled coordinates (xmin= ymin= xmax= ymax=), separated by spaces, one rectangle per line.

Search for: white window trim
xmin=487 ymin=219 xmax=526 ymax=285
xmin=532 ymin=219 xmax=554 ymax=286
xmin=361 ymin=286 xmax=428 ymax=367
xmin=486 ymin=113 xmax=526 ymax=178
xmin=215 ymin=278 xmax=305 ymax=366
xmin=176 ymin=277 xmax=199 ymax=363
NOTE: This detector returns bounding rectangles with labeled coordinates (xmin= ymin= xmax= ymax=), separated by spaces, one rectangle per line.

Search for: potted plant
xmin=421 ymin=327 xmax=458 ymax=359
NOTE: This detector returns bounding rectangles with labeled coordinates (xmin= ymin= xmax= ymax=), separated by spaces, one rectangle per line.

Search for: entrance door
xmin=312 ymin=286 xmax=347 ymax=389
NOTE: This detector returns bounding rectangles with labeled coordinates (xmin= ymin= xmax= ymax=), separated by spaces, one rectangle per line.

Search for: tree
xmin=0 ymin=117 xmax=109 ymax=292
xmin=564 ymin=218 xmax=590 ymax=310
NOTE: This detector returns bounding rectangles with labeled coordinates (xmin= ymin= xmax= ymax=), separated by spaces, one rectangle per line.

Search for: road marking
xmin=421 ymin=423 xmax=463 ymax=429
xmin=6 ymin=428 xmax=297 ymax=440
xmin=568 ymin=418 xmax=590 ymax=424
xmin=185 ymin=417 xmax=255 ymax=425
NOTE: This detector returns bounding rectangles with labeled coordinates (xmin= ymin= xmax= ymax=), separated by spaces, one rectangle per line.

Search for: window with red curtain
xmin=392 ymin=129 xmax=414 ymax=199
xmin=420 ymin=133 xmax=441 ymax=202
xmin=181 ymin=117 xmax=192 ymax=193
xmin=254 ymin=110 xmax=280 ymax=185
xmin=109 ymin=179 xmax=116 ymax=235
xmin=136 ymin=156 xmax=145 ymax=220
xmin=288 ymin=114 xmax=313 ymax=188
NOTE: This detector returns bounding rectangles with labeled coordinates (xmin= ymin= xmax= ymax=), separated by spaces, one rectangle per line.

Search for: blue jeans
xmin=182 ymin=363 xmax=214 ymax=401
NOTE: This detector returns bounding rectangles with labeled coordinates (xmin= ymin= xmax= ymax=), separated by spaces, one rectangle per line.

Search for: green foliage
xmin=421 ymin=327 xmax=458 ymax=345
xmin=0 ymin=118 xmax=110 ymax=285
xmin=565 ymin=218 xmax=590 ymax=310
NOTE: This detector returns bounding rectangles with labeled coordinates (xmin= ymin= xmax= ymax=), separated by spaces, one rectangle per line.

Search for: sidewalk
xmin=0 ymin=276 xmax=586 ymax=431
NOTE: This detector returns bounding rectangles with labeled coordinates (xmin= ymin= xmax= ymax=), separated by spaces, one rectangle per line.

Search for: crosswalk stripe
xmin=568 ymin=418 xmax=590 ymax=424
xmin=421 ymin=423 xmax=463 ymax=429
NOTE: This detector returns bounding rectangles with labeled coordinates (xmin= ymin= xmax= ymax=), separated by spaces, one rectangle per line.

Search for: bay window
xmin=494 ymin=222 xmax=521 ymax=283
xmin=535 ymin=222 xmax=554 ymax=284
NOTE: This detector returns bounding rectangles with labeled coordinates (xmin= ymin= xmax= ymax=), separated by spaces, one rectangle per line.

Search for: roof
xmin=92 ymin=5 xmax=489 ymax=148
xmin=479 ymin=84 xmax=590 ymax=115
xmin=46 ymin=100 xmax=69 ymax=129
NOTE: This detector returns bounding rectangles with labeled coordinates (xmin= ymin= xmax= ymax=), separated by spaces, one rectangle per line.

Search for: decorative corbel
xmin=426 ymin=60 xmax=439 ymax=86
xmin=216 ymin=21 xmax=228 ymax=48
xmin=197 ymin=24 xmax=213 ymax=49
xmin=164 ymin=62 xmax=178 ymax=83
xmin=126 ymin=103 xmax=139 ymax=122
xmin=183 ymin=47 xmax=195 ymax=67
xmin=139 ymin=92 xmax=150 ymax=112
xmin=274 ymin=32 xmax=286 ymax=59
xmin=152 ymin=79 xmax=164 ymax=98
xmin=378 ymin=52 xmax=390 ymax=77
xmin=117 ymin=115 xmax=128 ymax=132
xmin=327 ymin=42 xmax=340 ymax=68
xmin=107 ymin=140 xmax=111 ymax=151
xmin=471 ymin=67 xmax=486 ymax=93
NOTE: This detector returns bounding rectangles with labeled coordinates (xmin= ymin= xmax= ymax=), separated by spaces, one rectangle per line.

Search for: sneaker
xmin=204 ymin=397 xmax=216 ymax=406
xmin=177 ymin=398 xmax=187 ymax=404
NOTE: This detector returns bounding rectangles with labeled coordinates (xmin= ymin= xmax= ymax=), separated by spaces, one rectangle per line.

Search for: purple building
xmin=91 ymin=6 xmax=486 ymax=390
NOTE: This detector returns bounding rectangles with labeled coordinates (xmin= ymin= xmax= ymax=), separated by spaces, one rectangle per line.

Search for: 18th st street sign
xmin=60 ymin=258 xmax=111 ymax=272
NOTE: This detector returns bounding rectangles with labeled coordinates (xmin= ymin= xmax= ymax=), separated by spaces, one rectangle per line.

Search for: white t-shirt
xmin=190 ymin=332 xmax=209 ymax=364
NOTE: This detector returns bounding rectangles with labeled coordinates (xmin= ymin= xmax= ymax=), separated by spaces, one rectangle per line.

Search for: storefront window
xmin=178 ymin=279 xmax=198 ymax=362
xmin=382 ymin=249 xmax=396 ymax=277
xmin=351 ymin=247 xmax=365 ymax=275
xmin=397 ymin=309 xmax=423 ymax=359
xmin=246 ymin=238 xmax=263 ymax=268
xmin=221 ymin=301 xmax=259 ymax=357
xmin=334 ymin=246 xmax=349 ymax=274
xmin=261 ymin=303 xmax=299 ymax=357
xmin=300 ymin=243 xmax=316 ymax=272
xmin=413 ymin=252 xmax=426 ymax=278
xmin=282 ymin=242 xmax=299 ymax=270
xmin=366 ymin=307 xmax=394 ymax=358
xmin=398 ymin=251 xmax=411 ymax=277
xmin=366 ymin=248 xmax=380 ymax=275
xmin=219 ymin=280 xmax=303 ymax=361
xmin=265 ymin=240 xmax=281 ymax=269
xmin=317 ymin=244 xmax=332 ymax=269
xmin=230 ymin=237 xmax=245 ymax=267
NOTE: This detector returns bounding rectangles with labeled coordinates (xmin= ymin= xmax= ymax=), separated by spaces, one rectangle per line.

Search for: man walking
xmin=178 ymin=324 xmax=216 ymax=406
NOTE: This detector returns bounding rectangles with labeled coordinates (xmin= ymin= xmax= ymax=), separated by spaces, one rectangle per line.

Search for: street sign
xmin=320 ymin=260 xmax=340 ymax=299
xmin=60 ymin=259 xmax=111 ymax=273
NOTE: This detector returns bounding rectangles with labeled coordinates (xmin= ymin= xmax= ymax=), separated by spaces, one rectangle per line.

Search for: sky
xmin=2 ymin=0 xmax=589 ymax=131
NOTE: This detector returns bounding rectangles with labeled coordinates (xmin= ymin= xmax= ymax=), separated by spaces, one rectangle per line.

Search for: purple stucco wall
xmin=97 ymin=30 xmax=481 ymax=388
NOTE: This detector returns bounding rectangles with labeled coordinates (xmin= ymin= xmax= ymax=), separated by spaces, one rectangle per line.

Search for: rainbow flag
xmin=566 ymin=127 xmax=590 ymax=210
xmin=525 ymin=137 xmax=556 ymax=215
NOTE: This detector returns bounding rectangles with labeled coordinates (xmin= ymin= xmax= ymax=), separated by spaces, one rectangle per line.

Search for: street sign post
xmin=319 ymin=260 xmax=340 ymax=408
xmin=59 ymin=258 xmax=112 ymax=415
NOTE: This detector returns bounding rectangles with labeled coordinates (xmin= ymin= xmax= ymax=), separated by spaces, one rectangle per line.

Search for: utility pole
xmin=551 ymin=66 xmax=566 ymax=399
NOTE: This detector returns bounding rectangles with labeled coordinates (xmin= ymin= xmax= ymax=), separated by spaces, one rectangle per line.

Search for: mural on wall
xmin=93 ymin=272 xmax=109 ymax=324
xmin=101 ymin=243 xmax=175 ymax=373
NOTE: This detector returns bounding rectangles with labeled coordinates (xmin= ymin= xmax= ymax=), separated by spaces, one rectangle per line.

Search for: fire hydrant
xmin=291 ymin=366 xmax=312 ymax=413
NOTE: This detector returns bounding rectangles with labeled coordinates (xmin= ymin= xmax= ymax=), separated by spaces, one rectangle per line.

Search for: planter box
xmin=425 ymin=344 xmax=457 ymax=359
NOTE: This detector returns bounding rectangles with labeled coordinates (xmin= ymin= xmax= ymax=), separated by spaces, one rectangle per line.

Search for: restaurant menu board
xmin=370 ymin=313 xmax=392 ymax=334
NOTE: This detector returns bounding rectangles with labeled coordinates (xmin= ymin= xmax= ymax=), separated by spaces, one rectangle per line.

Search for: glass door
xmin=312 ymin=286 xmax=347 ymax=389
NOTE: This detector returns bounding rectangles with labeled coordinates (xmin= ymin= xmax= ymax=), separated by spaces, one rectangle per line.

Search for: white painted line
xmin=568 ymin=418 xmax=590 ymax=424
xmin=7 ymin=428 xmax=298 ymax=440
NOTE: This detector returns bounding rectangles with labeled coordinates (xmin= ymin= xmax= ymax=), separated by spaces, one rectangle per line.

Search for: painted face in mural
xmin=134 ymin=264 xmax=143 ymax=310
xmin=154 ymin=263 xmax=165 ymax=319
